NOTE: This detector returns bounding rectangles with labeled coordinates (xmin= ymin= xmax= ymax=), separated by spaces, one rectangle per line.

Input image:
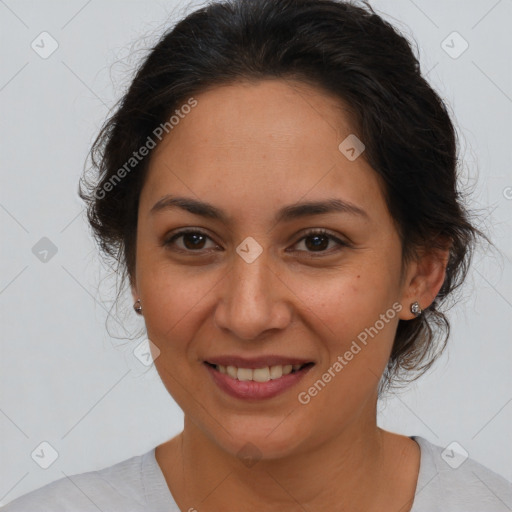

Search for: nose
xmin=213 ymin=248 xmax=292 ymax=341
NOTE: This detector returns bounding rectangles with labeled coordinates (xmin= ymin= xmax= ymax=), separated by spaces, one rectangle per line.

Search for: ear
xmin=398 ymin=244 xmax=451 ymax=320
xmin=130 ymin=276 xmax=139 ymax=305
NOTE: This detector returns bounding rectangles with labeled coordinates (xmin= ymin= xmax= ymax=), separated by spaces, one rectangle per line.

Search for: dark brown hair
xmin=79 ymin=0 xmax=486 ymax=394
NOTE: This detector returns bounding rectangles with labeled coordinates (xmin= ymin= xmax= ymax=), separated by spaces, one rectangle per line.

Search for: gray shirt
xmin=2 ymin=436 xmax=511 ymax=511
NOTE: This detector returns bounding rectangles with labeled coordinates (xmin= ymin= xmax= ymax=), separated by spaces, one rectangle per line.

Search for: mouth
xmin=204 ymin=361 xmax=315 ymax=382
xmin=203 ymin=358 xmax=315 ymax=400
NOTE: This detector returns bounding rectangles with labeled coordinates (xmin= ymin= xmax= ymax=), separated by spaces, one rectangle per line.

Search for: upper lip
xmin=205 ymin=355 xmax=314 ymax=369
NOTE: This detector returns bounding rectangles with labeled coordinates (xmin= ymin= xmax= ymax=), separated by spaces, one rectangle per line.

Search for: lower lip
xmin=204 ymin=363 xmax=314 ymax=400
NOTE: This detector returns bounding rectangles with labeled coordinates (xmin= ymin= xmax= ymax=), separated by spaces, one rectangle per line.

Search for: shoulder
xmin=411 ymin=436 xmax=512 ymax=512
xmin=0 ymin=450 xmax=153 ymax=512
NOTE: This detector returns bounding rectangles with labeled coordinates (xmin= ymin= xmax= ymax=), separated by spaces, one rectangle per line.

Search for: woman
xmin=2 ymin=0 xmax=511 ymax=510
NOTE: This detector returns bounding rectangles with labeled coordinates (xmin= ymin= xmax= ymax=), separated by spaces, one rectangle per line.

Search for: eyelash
xmin=163 ymin=228 xmax=349 ymax=257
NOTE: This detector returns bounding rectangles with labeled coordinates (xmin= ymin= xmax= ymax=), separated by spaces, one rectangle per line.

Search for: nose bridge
xmin=214 ymin=244 xmax=289 ymax=340
xmin=233 ymin=247 xmax=271 ymax=288
xmin=230 ymin=246 xmax=272 ymax=311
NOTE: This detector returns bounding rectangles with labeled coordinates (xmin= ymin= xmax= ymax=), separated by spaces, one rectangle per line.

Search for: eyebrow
xmin=150 ymin=194 xmax=369 ymax=223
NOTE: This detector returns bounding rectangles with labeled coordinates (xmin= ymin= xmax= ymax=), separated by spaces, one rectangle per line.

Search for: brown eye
xmin=304 ymin=233 xmax=330 ymax=251
xmin=164 ymin=230 xmax=219 ymax=252
xmin=291 ymin=229 xmax=348 ymax=255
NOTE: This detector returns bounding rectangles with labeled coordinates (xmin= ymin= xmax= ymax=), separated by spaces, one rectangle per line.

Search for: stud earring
xmin=133 ymin=298 xmax=143 ymax=315
xmin=410 ymin=301 xmax=422 ymax=317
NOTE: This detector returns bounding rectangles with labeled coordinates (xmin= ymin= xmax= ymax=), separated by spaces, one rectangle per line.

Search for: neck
xmin=155 ymin=402 xmax=416 ymax=511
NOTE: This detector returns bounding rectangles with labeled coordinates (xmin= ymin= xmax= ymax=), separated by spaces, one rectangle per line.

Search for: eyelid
xmin=288 ymin=228 xmax=350 ymax=254
xmin=163 ymin=228 xmax=220 ymax=251
xmin=163 ymin=227 xmax=349 ymax=255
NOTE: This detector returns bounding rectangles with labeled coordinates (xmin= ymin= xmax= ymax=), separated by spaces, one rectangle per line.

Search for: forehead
xmin=142 ymin=79 xmax=386 ymax=223
xmin=154 ymin=79 xmax=354 ymax=159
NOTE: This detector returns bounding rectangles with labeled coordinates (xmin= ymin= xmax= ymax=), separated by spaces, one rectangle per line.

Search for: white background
xmin=1 ymin=0 xmax=511 ymax=505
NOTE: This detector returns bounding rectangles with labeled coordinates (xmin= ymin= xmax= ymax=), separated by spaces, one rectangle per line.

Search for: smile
xmin=204 ymin=359 xmax=315 ymax=400
xmin=205 ymin=362 xmax=312 ymax=382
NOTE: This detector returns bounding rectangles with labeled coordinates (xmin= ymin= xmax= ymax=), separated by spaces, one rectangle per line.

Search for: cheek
xmin=294 ymin=269 xmax=401 ymax=389
xmin=293 ymin=274 xmax=400 ymax=414
xmin=140 ymin=253 xmax=400 ymax=346
xmin=139 ymin=268 xmax=212 ymax=406
xmin=137 ymin=263 xmax=211 ymax=351
xmin=297 ymin=268 xmax=398 ymax=333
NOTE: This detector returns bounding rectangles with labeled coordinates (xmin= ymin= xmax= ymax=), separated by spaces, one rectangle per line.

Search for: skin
xmin=130 ymin=79 xmax=449 ymax=511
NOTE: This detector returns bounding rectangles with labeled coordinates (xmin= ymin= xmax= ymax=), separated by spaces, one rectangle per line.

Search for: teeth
xmin=269 ymin=365 xmax=283 ymax=379
xmin=237 ymin=368 xmax=253 ymax=381
xmin=214 ymin=363 xmax=305 ymax=382
xmin=252 ymin=367 xmax=270 ymax=382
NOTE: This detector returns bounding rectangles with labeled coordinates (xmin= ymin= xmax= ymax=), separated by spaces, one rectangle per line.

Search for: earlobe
xmin=130 ymin=282 xmax=138 ymax=304
xmin=409 ymin=301 xmax=423 ymax=318
xmin=130 ymin=276 xmax=144 ymax=316
xmin=130 ymin=278 xmax=141 ymax=306
xmin=399 ymin=246 xmax=450 ymax=320
xmin=133 ymin=298 xmax=143 ymax=315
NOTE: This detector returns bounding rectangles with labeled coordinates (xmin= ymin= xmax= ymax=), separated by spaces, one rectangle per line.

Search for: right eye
xmin=163 ymin=229 xmax=221 ymax=253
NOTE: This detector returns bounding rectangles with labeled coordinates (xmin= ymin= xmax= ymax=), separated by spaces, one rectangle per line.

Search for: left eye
xmin=290 ymin=229 xmax=348 ymax=254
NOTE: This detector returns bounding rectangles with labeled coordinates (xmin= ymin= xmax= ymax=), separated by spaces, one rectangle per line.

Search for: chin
xmin=208 ymin=416 xmax=312 ymax=462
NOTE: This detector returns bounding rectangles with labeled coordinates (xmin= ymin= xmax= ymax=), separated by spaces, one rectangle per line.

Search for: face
xmin=132 ymin=79 xmax=420 ymax=460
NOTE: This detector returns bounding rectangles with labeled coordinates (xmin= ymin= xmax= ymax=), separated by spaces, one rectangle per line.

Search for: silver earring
xmin=134 ymin=298 xmax=143 ymax=315
xmin=410 ymin=301 xmax=422 ymax=317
